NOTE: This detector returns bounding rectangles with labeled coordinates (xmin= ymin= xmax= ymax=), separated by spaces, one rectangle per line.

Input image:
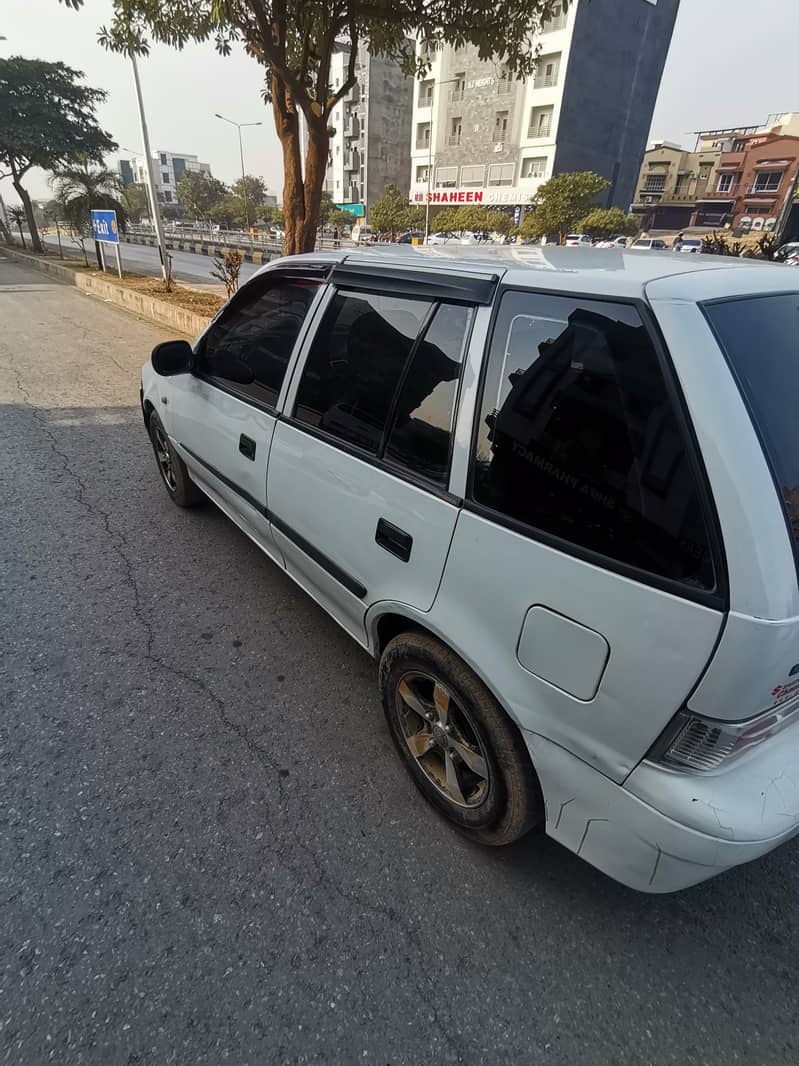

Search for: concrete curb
xmin=2 ymin=245 xmax=212 ymax=338
xmin=121 ymin=232 xmax=274 ymax=265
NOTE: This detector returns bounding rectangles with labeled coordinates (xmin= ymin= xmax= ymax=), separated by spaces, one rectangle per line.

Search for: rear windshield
xmin=704 ymin=293 xmax=799 ymax=546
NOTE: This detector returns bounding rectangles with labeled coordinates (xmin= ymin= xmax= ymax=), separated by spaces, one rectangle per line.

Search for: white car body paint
xmin=141 ymin=246 xmax=799 ymax=892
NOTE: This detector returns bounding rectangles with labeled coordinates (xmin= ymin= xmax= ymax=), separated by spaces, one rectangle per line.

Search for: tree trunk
xmin=271 ymin=75 xmax=330 ymax=256
xmin=17 ymin=224 xmax=26 ymax=250
xmin=13 ymin=178 xmax=43 ymax=254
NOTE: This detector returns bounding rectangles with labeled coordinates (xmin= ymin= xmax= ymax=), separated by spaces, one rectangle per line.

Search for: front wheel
xmin=379 ymin=632 xmax=543 ymax=845
xmin=147 ymin=411 xmax=204 ymax=508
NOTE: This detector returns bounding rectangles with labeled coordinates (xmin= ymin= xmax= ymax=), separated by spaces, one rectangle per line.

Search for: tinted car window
xmin=294 ymin=291 xmax=432 ymax=453
xmin=704 ymin=293 xmax=799 ymax=553
xmin=198 ymin=278 xmax=318 ymax=406
xmin=472 ymin=291 xmax=714 ymax=588
xmin=384 ymin=304 xmax=472 ymax=484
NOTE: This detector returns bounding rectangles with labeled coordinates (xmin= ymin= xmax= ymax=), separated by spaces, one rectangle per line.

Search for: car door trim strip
xmin=179 ymin=442 xmax=368 ymax=600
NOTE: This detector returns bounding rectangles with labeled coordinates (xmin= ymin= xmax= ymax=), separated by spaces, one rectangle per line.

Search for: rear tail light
xmin=649 ymin=695 xmax=799 ymax=773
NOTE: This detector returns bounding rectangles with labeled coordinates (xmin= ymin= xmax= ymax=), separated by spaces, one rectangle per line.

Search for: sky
xmin=2 ymin=0 xmax=798 ymax=206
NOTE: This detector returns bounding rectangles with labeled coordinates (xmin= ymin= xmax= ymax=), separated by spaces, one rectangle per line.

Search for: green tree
xmin=8 ymin=204 xmax=27 ymax=249
xmin=404 ymin=204 xmax=426 ymax=231
xmin=89 ymin=0 xmax=569 ymax=255
xmin=430 ymin=207 xmax=460 ymax=233
xmin=210 ymin=195 xmax=246 ymax=229
xmin=577 ymin=206 xmax=638 ymax=239
xmin=369 ymin=183 xmax=413 ymax=237
xmin=0 ymin=57 xmax=116 ymax=252
xmin=328 ymin=208 xmax=355 ymax=230
xmin=176 ymin=170 xmax=227 ymax=223
xmin=520 ymin=170 xmax=610 ymax=244
xmin=51 ymin=160 xmax=128 ymax=266
xmin=317 ymin=191 xmax=337 ymax=229
xmin=121 ymin=181 xmax=151 ymax=223
xmin=230 ymin=174 xmax=268 ymax=226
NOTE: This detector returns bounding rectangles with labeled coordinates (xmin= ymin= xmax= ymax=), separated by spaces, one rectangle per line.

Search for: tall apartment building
xmin=325 ymin=42 xmax=414 ymax=216
xmin=410 ymin=0 xmax=679 ymax=215
xmin=120 ymin=151 xmax=212 ymax=205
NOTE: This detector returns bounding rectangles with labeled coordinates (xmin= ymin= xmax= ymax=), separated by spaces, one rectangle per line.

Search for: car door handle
xmin=375 ymin=518 xmax=413 ymax=562
xmin=239 ymin=434 xmax=256 ymax=461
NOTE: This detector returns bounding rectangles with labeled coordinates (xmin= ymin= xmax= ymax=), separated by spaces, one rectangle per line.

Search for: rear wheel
xmin=379 ymin=632 xmax=543 ymax=845
xmin=148 ymin=411 xmax=204 ymax=508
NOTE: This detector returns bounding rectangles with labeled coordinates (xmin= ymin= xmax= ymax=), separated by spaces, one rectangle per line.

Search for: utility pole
xmin=215 ymin=114 xmax=263 ymax=233
xmin=131 ymin=53 xmax=169 ymax=283
xmin=423 ymin=77 xmax=461 ymax=243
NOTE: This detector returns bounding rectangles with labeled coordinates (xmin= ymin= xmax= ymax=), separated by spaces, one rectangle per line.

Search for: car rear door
xmin=164 ymin=268 xmax=327 ymax=560
xmin=435 ymin=288 xmax=726 ymax=781
xmin=266 ymin=263 xmax=497 ymax=643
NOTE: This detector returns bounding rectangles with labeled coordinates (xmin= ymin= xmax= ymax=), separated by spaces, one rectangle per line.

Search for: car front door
xmin=266 ymin=274 xmax=486 ymax=643
xmin=164 ymin=270 xmax=325 ymax=559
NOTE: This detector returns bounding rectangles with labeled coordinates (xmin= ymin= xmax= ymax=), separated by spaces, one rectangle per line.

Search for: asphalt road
xmin=1 ymin=253 xmax=798 ymax=1066
xmin=41 ymin=233 xmax=261 ymax=288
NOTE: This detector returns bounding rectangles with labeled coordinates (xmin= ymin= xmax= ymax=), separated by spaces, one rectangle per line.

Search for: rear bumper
xmin=525 ymin=732 xmax=799 ymax=892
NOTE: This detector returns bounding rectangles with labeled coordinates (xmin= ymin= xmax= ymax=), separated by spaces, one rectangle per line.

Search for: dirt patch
xmin=39 ymin=256 xmax=225 ymax=317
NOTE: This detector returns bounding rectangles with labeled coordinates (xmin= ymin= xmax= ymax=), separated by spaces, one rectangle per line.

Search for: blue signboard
xmin=91 ymin=209 xmax=119 ymax=244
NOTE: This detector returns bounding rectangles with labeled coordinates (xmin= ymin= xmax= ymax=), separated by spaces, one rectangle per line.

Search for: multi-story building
xmin=120 ymin=151 xmax=212 ymax=205
xmin=409 ymin=0 xmax=680 ymax=217
xmin=325 ymin=42 xmax=413 ymax=217
xmin=696 ymin=115 xmax=799 ymax=236
xmin=632 ymin=114 xmax=799 ymax=236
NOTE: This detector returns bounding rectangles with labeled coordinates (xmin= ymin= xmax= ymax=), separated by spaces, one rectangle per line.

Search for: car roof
xmin=259 ymin=246 xmax=797 ymax=302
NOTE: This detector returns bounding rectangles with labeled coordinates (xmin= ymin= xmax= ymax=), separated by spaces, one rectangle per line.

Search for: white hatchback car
xmin=142 ymin=247 xmax=799 ymax=892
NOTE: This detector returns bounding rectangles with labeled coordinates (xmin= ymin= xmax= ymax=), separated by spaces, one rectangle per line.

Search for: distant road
xmin=41 ymin=234 xmax=261 ymax=289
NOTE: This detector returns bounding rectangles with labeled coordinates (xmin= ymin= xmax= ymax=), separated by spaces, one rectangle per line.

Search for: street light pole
xmin=215 ymin=114 xmax=263 ymax=232
xmin=423 ymin=76 xmax=461 ymax=242
xmin=130 ymin=53 xmax=169 ymax=282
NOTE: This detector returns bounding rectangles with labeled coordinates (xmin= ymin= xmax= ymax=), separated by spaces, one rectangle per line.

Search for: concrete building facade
xmin=121 ymin=151 xmax=212 ymax=205
xmin=325 ymin=43 xmax=413 ymax=217
xmin=409 ymin=0 xmax=680 ymax=216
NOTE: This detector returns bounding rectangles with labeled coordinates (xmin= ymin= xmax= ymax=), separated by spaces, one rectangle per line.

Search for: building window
xmin=159 ymin=153 xmax=167 ymax=165
xmin=416 ymin=122 xmax=431 ymax=149
xmin=528 ymin=106 xmax=553 ymax=139
xmin=162 ymin=170 xmax=170 ymax=186
xmin=752 ymin=170 xmax=783 ymax=192
xmin=521 ymin=156 xmax=547 ymax=179
xmin=449 ymin=74 xmax=465 ymax=103
xmin=162 ymin=190 xmax=172 ymax=203
xmin=496 ymin=67 xmax=513 ymax=96
xmin=493 ymin=111 xmax=509 ymax=143
xmin=535 ymin=53 xmax=560 ymax=88
xmin=436 ymin=166 xmax=459 ymax=188
xmin=448 ymin=117 xmax=462 ymax=147
xmin=642 ymin=174 xmax=666 ymax=192
xmin=541 ymin=3 xmax=567 ymax=32
xmin=418 ymin=79 xmax=434 ymax=108
xmin=416 ymin=164 xmax=431 ymax=184
xmin=674 ymin=174 xmax=689 ymax=195
xmin=488 ymin=163 xmax=515 ymax=187
xmin=716 ymin=173 xmax=736 ymax=193
xmin=732 ymin=139 xmax=746 ymax=153
xmin=461 ymin=164 xmax=486 ymax=187
xmin=698 ymin=163 xmax=713 ymax=181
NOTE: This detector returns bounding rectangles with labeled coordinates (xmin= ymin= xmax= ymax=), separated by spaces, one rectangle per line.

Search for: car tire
xmin=379 ymin=631 xmax=543 ymax=846
xmin=147 ymin=411 xmax=204 ymax=508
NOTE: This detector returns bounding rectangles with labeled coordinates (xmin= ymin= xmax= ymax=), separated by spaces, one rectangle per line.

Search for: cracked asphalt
xmin=1 ymin=254 xmax=798 ymax=1066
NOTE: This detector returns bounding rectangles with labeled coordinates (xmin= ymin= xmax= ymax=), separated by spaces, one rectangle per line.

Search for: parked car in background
xmin=676 ymin=238 xmax=702 ymax=254
xmin=565 ymin=233 xmax=593 ymax=247
xmin=631 ymin=237 xmax=668 ymax=251
xmin=594 ymin=236 xmax=629 ymax=249
xmin=397 ymin=231 xmax=425 ymax=245
xmin=775 ymin=242 xmax=799 ymax=262
xmin=426 ymin=231 xmax=456 ymax=245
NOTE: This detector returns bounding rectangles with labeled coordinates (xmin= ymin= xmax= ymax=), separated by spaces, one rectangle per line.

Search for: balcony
xmin=448 ymin=88 xmax=465 ymax=104
xmin=496 ymin=80 xmax=513 ymax=96
xmin=446 ymin=134 xmax=462 ymax=147
xmin=527 ymin=122 xmax=552 ymax=139
xmin=535 ymin=73 xmax=558 ymax=88
xmin=415 ymin=138 xmax=431 ymax=151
